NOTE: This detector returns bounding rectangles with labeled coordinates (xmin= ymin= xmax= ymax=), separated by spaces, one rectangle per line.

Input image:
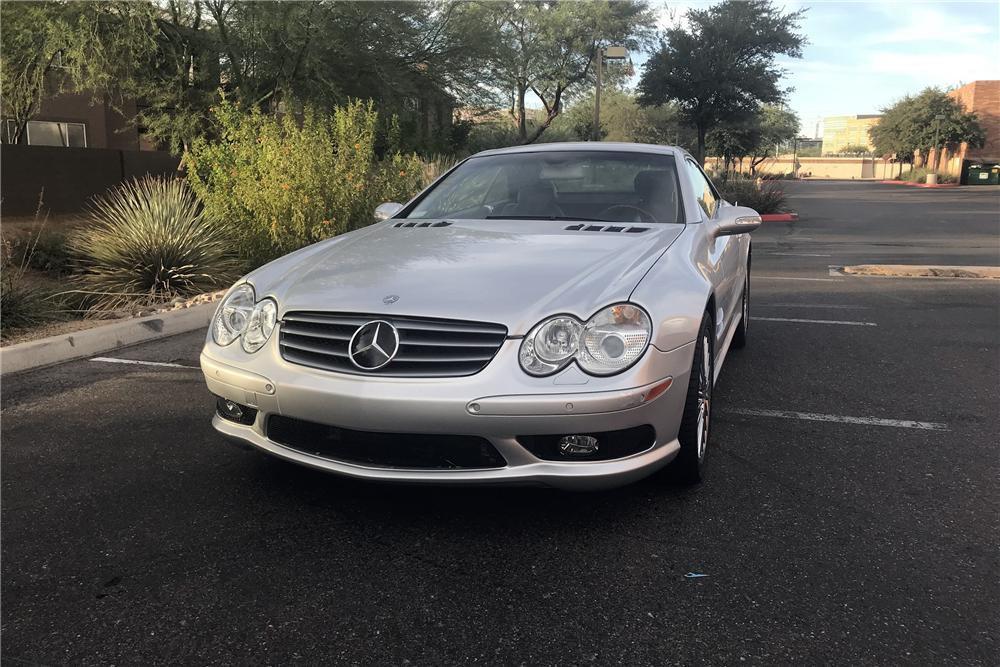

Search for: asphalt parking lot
xmin=3 ymin=181 xmax=998 ymax=664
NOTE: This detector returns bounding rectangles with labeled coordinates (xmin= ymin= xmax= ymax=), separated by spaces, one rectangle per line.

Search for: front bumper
xmin=201 ymin=337 xmax=694 ymax=490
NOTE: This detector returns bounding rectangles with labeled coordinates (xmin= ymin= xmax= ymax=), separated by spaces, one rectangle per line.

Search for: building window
xmin=25 ymin=120 xmax=87 ymax=147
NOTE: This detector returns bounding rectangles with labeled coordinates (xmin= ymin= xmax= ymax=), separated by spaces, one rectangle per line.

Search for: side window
xmin=684 ymin=159 xmax=718 ymax=219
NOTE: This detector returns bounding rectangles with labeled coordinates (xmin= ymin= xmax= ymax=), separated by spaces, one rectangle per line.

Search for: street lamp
xmin=593 ymin=46 xmax=627 ymax=141
xmin=928 ymin=113 xmax=946 ymax=185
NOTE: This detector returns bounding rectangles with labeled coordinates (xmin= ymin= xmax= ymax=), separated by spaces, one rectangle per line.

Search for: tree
xmin=0 ymin=1 xmax=157 ymax=143
xmin=707 ymin=104 xmax=798 ymax=175
xmin=637 ymin=0 xmax=805 ymax=163
xmin=869 ymin=87 xmax=985 ymax=161
xmin=466 ymin=0 xmax=655 ymax=144
xmin=558 ymin=89 xmax=690 ymax=146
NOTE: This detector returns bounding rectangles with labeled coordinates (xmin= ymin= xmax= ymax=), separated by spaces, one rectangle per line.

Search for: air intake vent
xmin=393 ymin=220 xmax=452 ymax=228
xmin=564 ymin=224 xmax=649 ymax=233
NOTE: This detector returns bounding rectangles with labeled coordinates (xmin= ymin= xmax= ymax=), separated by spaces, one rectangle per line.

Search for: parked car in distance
xmin=200 ymin=143 xmax=761 ymax=489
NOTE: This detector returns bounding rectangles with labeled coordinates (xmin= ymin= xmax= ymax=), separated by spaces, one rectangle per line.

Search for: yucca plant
xmin=71 ymin=176 xmax=239 ymax=312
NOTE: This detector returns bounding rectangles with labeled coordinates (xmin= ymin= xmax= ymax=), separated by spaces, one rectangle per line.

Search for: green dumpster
xmin=965 ymin=162 xmax=999 ymax=185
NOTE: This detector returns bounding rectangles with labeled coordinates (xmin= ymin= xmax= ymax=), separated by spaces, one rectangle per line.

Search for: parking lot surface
xmin=3 ymin=182 xmax=998 ymax=664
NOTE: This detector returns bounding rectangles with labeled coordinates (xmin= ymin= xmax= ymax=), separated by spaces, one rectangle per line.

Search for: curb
xmin=761 ymin=213 xmax=798 ymax=222
xmin=838 ymin=264 xmax=1000 ymax=280
xmin=879 ymin=180 xmax=959 ymax=189
xmin=0 ymin=302 xmax=216 ymax=375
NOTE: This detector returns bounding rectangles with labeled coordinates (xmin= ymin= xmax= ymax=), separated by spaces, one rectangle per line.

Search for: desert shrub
xmin=185 ymin=99 xmax=426 ymax=267
xmin=70 ymin=176 xmax=239 ymax=312
xmin=1 ymin=239 xmax=56 ymax=337
xmin=9 ymin=229 xmax=74 ymax=275
xmin=899 ymin=167 xmax=956 ymax=184
xmin=717 ymin=176 xmax=788 ymax=214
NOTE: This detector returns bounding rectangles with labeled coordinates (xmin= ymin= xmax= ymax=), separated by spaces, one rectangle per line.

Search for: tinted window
xmin=684 ymin=159 xmax=718 ymax=218
xmin=406 ymin=151 xmax=683 ymax=224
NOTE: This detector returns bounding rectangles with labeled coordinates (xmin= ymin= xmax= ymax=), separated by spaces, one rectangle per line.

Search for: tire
xmin=671 ymin=313 xmax=714 ymax=484
xmin=731 ymin=270 xmax=749 ymax=350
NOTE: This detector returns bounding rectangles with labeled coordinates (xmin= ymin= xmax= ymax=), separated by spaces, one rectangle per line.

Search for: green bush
xmin=185 ymin=99 xmax=426 ymax=267
xmin=899 ymin=167 xmax=957 ymax=184
xmin=70 ymin=176 xmax=239 ymax=312
xmin=717 ymin=176 xmax=788 ymax=214
xmin=1 ymin=239 xmax=57 ymax=338
xmin=9 ymin=229 xmax=73 ymax=275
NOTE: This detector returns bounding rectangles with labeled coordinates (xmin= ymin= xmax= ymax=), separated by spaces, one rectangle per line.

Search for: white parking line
xmin=755 ymin=276 xmax=841 ymax=282
xmin=91 ymin=357 xmax=199 ymax=370
xmin=732 ymin=408 xmax=948 ymax=431
xmin=765 ymin=303 xmax=871 ymax=309
xmin=754 ymin=316 xmax=877 ymax=326
xmin=770 ymin=253 xmax=833 ymax=257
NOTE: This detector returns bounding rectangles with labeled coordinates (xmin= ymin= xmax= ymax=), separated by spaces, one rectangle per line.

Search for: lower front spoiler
xmin=212 ymin=414 xmax=680 ymax=491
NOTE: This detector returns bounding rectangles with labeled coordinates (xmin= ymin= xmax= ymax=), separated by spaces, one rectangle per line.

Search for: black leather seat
xmin=634 ymin=171 xmax=679 ymax=222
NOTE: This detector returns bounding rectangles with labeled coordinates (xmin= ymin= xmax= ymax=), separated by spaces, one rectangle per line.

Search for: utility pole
xmin=593 ymin=46 xmax=627 ymax=142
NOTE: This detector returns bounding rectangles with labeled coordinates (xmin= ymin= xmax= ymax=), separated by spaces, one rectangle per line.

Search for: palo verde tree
xmin=637 ymin=0 xmax=805 ymax=164
xmin=0 ymin=1 xmax=157 ymax=143
xmin=467 ymin=0 xmax=655 ymax=144
xmin=868 ymin=87 xmax=985 ymax=162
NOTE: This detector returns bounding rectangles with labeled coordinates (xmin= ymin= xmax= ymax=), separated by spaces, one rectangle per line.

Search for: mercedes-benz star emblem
xmin=383 ymin=294 xmax=399 ymax=305
xmin=348 ymin=320 xmax=400 ymax=370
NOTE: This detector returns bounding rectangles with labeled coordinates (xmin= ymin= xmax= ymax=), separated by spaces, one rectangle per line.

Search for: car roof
xmin=473 ymin=142 xmax=688 ymax=160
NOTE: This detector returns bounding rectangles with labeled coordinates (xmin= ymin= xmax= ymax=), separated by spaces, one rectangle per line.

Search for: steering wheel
xmin=598 ymin=204 xmax=656 ymax=224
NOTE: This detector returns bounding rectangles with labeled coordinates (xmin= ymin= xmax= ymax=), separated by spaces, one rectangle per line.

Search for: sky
xmin=644 ymin=0 xmax=1000 ymax=137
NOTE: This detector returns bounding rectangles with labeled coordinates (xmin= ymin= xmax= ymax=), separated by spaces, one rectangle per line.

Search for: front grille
xmin=279 ymin=312 xmax=507 ymax=377
xmin=267 ymin=416 xmax=507 ymax=469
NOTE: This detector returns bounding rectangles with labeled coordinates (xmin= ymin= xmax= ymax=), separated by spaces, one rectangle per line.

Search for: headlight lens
xmin=577 ymin=304 xmax=651 ymax=375
xmin=212 ymin=284 xmax=255 ymax=346
xmin=242 ymin=299 xmax=278 ymax=353
xmin=519 ymin=304 xmax=651 ymax=377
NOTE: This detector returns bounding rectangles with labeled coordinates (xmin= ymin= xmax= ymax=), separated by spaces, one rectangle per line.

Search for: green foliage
xmin=717 ymin=176 xmax=788 ymax=214
xmin=8 ymin=229 xmax=73 ymax=275
xmin=0 ymin=239 xmax=59 ymax=338
xmin=70 ymin=176 xmax=239 ymax=311
xmin=898 ymin=168 xmax=957 ymax=184
xmin=0 ymin=1 xmax=157 ymax=142
xmin=185 ymin=99 xmax=425 ymax=267
xmin=870 ymin=88 xmax=986 ymax=161
xmin=827 ymin=144 xmax=872 ymax=156
xmin=460 ymin=0 xmax=656 ymax=144
xmin=638 ymin=0 xmax=805 ymax=162
xmin=708 ymin=104 xmax=800 ymax=173
xmin=555 ymin=89 xmax=691 ymax=146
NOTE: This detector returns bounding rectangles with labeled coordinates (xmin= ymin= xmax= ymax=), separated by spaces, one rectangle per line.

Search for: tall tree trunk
xmin=695 ymin=123 xmax=707 ymax=165
xmin=516 ymin=83 xmax=527 ymax=143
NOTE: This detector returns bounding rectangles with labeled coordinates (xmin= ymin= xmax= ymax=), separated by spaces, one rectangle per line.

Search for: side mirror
xmin=374 ymin=202 xmax=404 ymax=222
xmin=713 ymin=205 xmax=761 ymax=237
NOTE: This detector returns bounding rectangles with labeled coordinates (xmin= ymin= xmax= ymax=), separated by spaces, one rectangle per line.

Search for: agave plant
xmin=72 ymin=176 xmax=239 ymax=311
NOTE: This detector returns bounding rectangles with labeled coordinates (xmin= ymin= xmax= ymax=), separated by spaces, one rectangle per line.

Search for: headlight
xmin=519 ymin=303 xmax=651 ymax=377
xmin=213 ymin=284 xmax=255 ymax=346
xmin=212 ymin=284 xmax=278 ymax=352
xmin=242 ymin=299 xmax=277 ymax=353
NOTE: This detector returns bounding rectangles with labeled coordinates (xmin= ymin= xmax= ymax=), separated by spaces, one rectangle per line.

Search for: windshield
xmin=404 ymin=151 xmax=684 ymax=224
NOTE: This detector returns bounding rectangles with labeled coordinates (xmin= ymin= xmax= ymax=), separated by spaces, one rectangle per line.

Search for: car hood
xmin=250 ymin=220 xmax=685 ymax=335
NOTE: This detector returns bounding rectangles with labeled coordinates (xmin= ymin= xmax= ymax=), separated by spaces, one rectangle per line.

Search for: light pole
xmin=933 ymin=112 xmax=945 ymax=171
xmin=593 ymin=46 xmax=627 ymax=142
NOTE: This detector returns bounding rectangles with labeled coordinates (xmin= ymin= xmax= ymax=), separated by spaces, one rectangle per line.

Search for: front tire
xmin=672 ymin=314 xmax=714 ymax=484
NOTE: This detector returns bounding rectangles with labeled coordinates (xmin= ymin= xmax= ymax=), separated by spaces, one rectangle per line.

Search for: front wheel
xmin=671 ymin=314 xmax=714 ymax=484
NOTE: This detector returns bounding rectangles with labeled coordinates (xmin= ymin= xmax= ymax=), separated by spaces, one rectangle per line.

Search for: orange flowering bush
xmin=186 ymin=97 xmax=425 ymax=267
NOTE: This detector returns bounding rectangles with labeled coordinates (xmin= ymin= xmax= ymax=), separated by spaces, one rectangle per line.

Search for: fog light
xmin=215 ymin=396 xmax=258 ymax=425
xmin=558 ymin=435 xmax=599 ymax=456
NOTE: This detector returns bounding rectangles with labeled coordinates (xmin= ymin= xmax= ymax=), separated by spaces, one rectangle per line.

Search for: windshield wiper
xmin=485 ymin=215 xmax=613 ymax=222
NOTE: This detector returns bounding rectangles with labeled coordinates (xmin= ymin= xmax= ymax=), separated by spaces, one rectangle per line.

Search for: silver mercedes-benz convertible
xmin=200 ymin=142 xmax=760 ymax=489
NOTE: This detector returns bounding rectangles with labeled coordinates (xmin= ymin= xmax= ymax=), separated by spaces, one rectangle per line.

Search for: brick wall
xmin=949 ymin=80 xmax=1000 ymax=159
